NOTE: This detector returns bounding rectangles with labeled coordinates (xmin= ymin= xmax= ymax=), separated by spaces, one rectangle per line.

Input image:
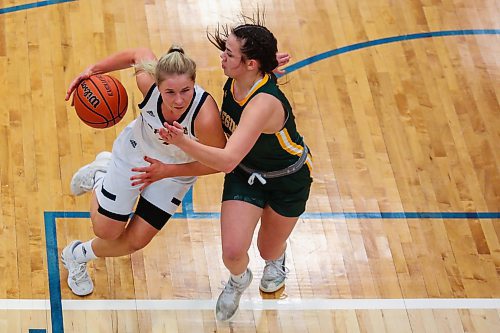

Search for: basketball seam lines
xmin=75 ymin=87 xmax=109 ymax=125
xmin=88 ymin=76 xmax=115 ymax=126
xmin=108 ymin=76 xmax=127 ymax=123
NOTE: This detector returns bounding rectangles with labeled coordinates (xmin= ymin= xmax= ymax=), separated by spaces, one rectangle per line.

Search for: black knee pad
xmin=134 ymin=196 xmax=172 ymax=230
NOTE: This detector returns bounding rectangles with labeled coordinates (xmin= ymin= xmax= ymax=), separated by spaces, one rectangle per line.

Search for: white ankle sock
xmin=231 ymin=269 xmax=249 ymax=284
xmin=73 ymin=239 xmax=98 ymax=263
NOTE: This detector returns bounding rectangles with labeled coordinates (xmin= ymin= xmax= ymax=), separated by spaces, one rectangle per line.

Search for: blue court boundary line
xmin=279 ymin=29 xmax=500 ymax=76
xmin=0 ymin=0 xmax=74 ymax=15
xmin=37 ymin=27 xmax=499 ymax=332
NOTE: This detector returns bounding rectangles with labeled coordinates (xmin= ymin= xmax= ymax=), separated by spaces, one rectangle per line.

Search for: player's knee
xmin=91 ymin=215 xmax=124 ymax=240
xmin=92 ymin=224 xmax=122 ymax=240
xmin=90 ymin=207 xmax=128 ymax=240
xmin=222 ymin=244 xmax=246 ymax=263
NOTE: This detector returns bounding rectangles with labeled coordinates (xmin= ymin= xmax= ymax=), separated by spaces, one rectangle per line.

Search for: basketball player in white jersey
xmin=61 ymin=46 xmax=226 ymax=296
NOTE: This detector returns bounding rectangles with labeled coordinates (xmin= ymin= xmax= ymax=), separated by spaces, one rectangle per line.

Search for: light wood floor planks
xmin=0 ymin=0 xmax=499 ymax=332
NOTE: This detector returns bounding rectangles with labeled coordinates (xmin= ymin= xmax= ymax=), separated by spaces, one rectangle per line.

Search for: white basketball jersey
xmin=132 ymin=84 xmax=208 ymax=163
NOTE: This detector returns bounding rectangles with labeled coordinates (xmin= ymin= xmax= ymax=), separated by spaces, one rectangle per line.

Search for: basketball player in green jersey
xmin=157 ymin=19 xmax=313 ymax=321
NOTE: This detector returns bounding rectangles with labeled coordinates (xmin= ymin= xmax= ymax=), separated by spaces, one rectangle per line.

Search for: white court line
xmin=1 ymin=298 xmax=499 ymax=310
xmin=0 ymin=299 xmax=50 ymax=310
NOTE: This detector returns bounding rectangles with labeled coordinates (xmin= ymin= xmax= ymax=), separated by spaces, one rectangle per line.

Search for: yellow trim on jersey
xmin=276 ymin=128 xmax=313 ymax=172
xmin=231 ymin=74 xmax=270 ymax=106
xmin=276 ymin=128 xmax=303 ymax=155
xmin=305 ymin=154 xmax=313 ymax=172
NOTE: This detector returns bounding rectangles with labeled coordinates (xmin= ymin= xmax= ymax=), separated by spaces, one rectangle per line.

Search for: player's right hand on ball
xmin=65 ymin=66 xmax=95 ymax=103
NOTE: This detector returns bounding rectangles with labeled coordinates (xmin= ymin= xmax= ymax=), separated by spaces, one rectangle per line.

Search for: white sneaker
xmin=61 ymin=240 xmax=94 ymax=296
xmin=259 ymin=254 xmax=289 ymax=293
xmin=215 ymin=269 xmax=253 ymax=321
xmin=70 ymin=151 xmax=112 ymax=195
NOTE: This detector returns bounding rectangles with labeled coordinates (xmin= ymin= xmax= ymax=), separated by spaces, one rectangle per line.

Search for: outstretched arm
xmin=160 ymin=93 xmax=281 ymax=173
xmin=130 ymin=157 xmax=219 ymax=191
xmin=65 ymin=47 xmax=157 ymax=102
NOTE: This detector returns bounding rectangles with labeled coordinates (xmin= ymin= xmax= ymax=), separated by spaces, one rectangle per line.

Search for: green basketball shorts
xmin=222 ymin=165 xmax=312 ymax=217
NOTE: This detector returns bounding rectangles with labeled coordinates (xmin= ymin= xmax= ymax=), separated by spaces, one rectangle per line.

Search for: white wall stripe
xmin=1 ymin=298 xmax=499 ymax=311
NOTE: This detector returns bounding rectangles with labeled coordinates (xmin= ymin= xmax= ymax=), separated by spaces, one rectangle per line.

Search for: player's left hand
xmin=273 ymin=52 xmax=291 ymax=75
xmin=130 ymin=156 xmax=169 ymax=191
xmin=160 ymin=121 xmax=186 ymax=145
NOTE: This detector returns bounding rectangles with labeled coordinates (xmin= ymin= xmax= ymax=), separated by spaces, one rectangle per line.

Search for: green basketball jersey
xmin=220 ymin=74 xmax=312 ymax=172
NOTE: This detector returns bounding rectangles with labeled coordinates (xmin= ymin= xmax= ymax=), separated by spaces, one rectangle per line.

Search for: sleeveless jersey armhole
xmin=253 ymin=91 xmax=290 ymax=132
xmin=280 ymin=101 xmax=290 ymax=131
xmin=190 ymin=91 xmax=210 ymax=137
xmin=138 ymin=83 xmax=157 ymax=108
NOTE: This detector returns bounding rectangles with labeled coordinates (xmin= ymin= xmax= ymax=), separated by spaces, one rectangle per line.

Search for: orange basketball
xmin=73 ymin=74 xmax=128 ymax=128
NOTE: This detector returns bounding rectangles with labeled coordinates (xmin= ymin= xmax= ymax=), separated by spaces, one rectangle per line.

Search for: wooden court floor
xmin=0 ymin=0 xmax=499 ymax=332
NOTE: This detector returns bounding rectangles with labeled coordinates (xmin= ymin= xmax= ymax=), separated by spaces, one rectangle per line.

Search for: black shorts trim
xmin=101 ymin=185 xmax=117 ymax=201
xmin=97 ymin=205 xmax=130 ymax=222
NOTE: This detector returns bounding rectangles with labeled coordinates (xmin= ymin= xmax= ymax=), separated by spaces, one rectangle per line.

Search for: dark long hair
xmin=207 ymin=12 xmax=279 ymax=78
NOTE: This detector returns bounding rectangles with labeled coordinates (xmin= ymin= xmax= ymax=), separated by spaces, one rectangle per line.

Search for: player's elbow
xmin=220 ymin=163 xmax=236 ymax=174
xmin=133 ymin=47 xmax=156 ymax=63
xmin=220 ymin=158 xmax=240 ymax=174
